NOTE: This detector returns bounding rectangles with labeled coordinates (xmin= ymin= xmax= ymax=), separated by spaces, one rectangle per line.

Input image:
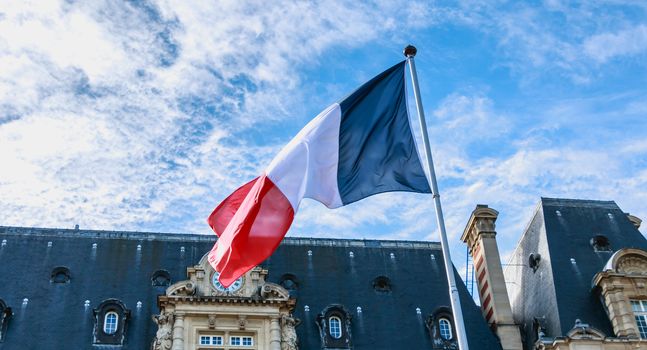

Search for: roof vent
xmin=590 ymin=235 xmax=611 ymax=252
xmin=528 ymin=253 xmax=541 ymax=272
xmin=304 ymin=305 xmax=310 ymax=312
xmin=416 ymin=307 xmax=421 ymax=315
xmin=1 ymin=239 xmax=6 ymax=246
xmin=151 ymin=270 xmax=171 ymax=287
xmin=372 ymin=276 xmax=392 ymax=293
xmin=51 ymin=266 xmax=71 ymax=284
xmin=279 ymin=274 xmax=299 ymax=292
xmin=556 ymin=210 xmax=562 ymax=216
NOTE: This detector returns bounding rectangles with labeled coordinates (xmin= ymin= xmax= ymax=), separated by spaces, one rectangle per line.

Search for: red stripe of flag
xmin=207 ymin=174 xmax=294 ymax=287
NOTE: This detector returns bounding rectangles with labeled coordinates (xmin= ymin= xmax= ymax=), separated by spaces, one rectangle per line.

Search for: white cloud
xmin=584 ymin=25 xmax=647 ymax=63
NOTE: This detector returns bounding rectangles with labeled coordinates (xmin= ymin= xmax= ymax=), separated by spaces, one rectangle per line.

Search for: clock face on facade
xmin=211 ymin=272 xmax=243 ymax=293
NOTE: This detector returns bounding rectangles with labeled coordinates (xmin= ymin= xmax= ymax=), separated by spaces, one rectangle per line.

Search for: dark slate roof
xmin=542 ymin=198 xmax=647 ymax=335
xmin=0 ymin=226 xmax=501 ymax=350
xmin=508 ymin=197 xmax=647 ymax=349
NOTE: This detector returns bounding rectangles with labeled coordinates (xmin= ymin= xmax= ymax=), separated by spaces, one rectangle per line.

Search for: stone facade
xmin=153 ymin=254 xmax=297 ymax=350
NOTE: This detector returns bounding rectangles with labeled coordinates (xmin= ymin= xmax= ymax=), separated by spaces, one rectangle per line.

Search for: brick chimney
xmin=461 ymin=205 xmax=522 ymax=350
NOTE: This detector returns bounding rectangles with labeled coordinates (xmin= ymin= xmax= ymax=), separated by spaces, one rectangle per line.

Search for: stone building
xmin=0 ymin=225 xmax=499 ymax=349
xmin=0 ymin=197 xmax=645 ymax=349
xmin=462 ymin=198 xmax=647 ymax=350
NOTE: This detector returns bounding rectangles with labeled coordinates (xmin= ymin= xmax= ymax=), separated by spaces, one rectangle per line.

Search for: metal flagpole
xmin=404 ymin=45 xmax=470 ymax=350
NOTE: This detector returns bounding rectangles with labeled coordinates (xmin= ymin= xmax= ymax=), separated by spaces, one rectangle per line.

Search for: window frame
xmin=438 ymin=317 xmax=453 ymax=340
xmin=631 ymin=300 xmax=647 ymax=339
xmin=103 ymin=311 xmax=119 ymax=335
xmin=329 ymin=316 xmax=342 ymax=339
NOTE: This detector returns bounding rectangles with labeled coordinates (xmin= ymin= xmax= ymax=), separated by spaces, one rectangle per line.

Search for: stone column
xmin=599 ymin=281 xmax=639 ymax=337
xmin=461 ymin=205 xmax=522 ymax=350
xmin=172 ymin=312 xmax=185 ymax=350
xmin=270 ymin=316 xmax=281 ymax=350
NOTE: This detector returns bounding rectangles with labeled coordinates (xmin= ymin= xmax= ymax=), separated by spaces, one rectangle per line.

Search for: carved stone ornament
xmin=566 ymin=319 xmax=605 ymax=340
xmin=151 ymin=311 xmax=174 ymax=350
xmin=617 ymin=256 xmax=647 ymax=275
xmin=603 ymin=248 xmax=647 ymax=276
xmin=238 ymin=315 xmax=247 ymax=330
xmin=166 ymin=281 xmax=196 ymax=296
xmin=281 ymin=314 xmax=300 ymax=350
xmin=261 ymin=282 xmax=290 ymax=301
xmin=208 ymin=314 xmax=217 ymax=329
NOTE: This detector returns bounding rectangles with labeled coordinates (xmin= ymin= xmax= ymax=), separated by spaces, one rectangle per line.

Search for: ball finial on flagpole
xmin=403 ymin=45 xmax=417 ymax=57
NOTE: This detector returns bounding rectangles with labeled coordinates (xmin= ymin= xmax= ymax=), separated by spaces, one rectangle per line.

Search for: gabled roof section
xmin=541 ymin=197 xmax=647 ymax=337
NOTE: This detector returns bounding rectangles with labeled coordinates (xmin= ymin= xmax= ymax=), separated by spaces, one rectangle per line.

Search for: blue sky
xmin=1 ymin=1 xmax=646 ymax=277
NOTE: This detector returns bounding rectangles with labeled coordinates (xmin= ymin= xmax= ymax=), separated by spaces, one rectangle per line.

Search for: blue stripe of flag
xmin=337 ymin=61 xmax=431 ymax=205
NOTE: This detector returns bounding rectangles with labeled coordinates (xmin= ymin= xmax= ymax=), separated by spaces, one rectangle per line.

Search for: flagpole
xmin=404 ymin=45 xmax=469 ymax=350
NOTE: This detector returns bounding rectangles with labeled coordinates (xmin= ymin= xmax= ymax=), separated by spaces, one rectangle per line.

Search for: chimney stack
xmin=461 ymin=205 xmax=522 ymax=350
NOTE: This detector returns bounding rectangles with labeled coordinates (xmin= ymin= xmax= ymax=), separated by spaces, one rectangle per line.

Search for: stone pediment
xmin=602 ymin=248 xmax=647 ymax=276
xmin=165 ymin=253 xmax=290 ymax=301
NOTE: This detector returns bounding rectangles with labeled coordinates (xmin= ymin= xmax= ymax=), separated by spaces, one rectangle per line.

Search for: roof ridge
xmin=0 ymin=226 xmax=441 ymax=249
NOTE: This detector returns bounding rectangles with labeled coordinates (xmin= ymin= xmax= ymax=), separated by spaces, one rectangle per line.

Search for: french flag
xmin=208 ymin=61 xmax=431 ymax=287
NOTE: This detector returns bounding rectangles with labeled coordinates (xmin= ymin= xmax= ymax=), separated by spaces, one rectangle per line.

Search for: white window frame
xmin=103 ymin=311 xmax=118 ymax=335
xmin=439 ymin=318 xmax=453 ymax=340
xmin=200 ymin=336 xmax=211 ymax=345
xmin=329 ymin=316 xmax=342 ymax=339
xmin=199 ymin=335 xmax=224 ymax=346
xmin=241 ymin=336 xmax=253 ymax=346
xmin=212 ymin=336 xmax=224 ymax=345
xmin=230 ymin=336 xmax=241 ymax=346
xmin=632 ymin=300 xmax=647 ymax=339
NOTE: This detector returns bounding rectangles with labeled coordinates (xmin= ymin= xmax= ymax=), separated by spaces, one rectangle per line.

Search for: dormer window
xmin=0 ymin=299 xmax=11 ymax=342
xmin=316 ymin=305 xmax=352 ymax=349
xmin=426 ymin=307 xmax=458 ymax=347
xmin=631 ymin=300 xmax=647 ymax=338
xmin=93 ymin=299 xmax=130 ymax=345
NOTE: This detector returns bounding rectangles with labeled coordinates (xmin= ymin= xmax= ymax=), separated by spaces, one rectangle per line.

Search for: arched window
xmin=103 ymin=312 xmax=118 ymax=334
xmin=93 ymin=299 xmax=130 ymax=345
xmin=425 ymin=307 xmax=457 ymax=346
xmin=316 ymin=304 xmax=352 ymax=349
xmin=439 ymin=318 xmax=452 ymax=340
xmin=329 ymin=316 xmax=342 ymax=339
